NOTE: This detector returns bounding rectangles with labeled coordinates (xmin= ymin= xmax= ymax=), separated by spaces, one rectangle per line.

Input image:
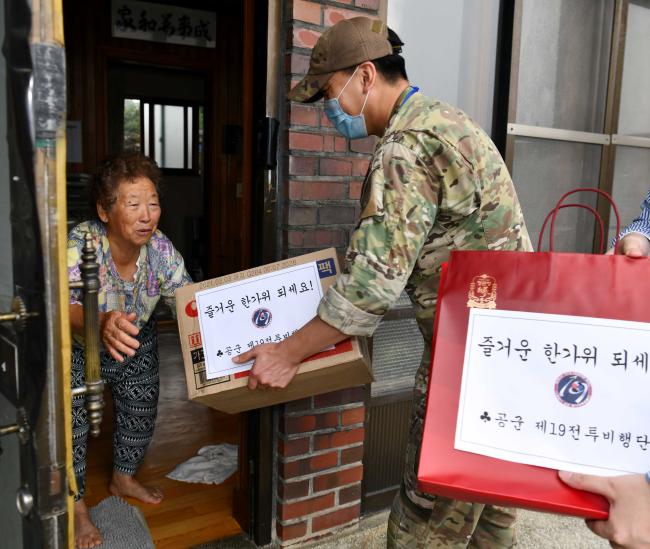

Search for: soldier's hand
xmin=233 ymin=343 xmax=301 ymax=390
xmin=613 ymin=233 xmax=650 ymax=258
xmin=100 ymin=311 xmax=140 ymax=362
xmin=558 ymin=471 xmax=650 ymax=548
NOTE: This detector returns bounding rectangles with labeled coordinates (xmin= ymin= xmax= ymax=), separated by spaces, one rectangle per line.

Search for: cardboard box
xmin=175 ymin=248 xmax=372 ymax=414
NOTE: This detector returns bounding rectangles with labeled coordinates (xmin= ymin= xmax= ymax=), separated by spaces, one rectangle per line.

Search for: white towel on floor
xmin=166 ymin=443 xmax=238 ymax=484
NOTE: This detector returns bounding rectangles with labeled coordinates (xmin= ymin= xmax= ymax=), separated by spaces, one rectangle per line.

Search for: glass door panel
xmin=511 ymin=137 xmax=601 ymax=252
xmin=515 ymin=0 xmax=614 ymax=133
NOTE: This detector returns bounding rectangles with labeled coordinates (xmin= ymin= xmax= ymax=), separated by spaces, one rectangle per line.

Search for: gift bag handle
xmin=539 ymin=204 xmax=605 ymax=253
xmin=538 ymin=188 xmax=621 ymax=253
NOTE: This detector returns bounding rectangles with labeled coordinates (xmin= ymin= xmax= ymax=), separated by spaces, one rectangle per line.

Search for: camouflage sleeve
xmin=318 ymin=141 xmax=439 ymax=336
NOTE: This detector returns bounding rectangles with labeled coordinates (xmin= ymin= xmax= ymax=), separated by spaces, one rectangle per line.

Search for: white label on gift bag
xmin=195 ymin=262 xmax=324 ymax=379
xmin=455 ymin=308 xmax=650 ymax=476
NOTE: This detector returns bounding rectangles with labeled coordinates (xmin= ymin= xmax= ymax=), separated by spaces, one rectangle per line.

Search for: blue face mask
xmin=324 ymin=66 xmax=371 ymax=140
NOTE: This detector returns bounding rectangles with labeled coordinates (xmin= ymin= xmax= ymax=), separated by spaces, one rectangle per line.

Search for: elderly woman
xmin=68 ymin=151 xmax=191 ymax=548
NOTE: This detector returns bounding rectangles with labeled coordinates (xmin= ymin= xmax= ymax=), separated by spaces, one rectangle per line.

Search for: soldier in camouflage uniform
xmin=234 ymin=17 xmax=532 ymax=548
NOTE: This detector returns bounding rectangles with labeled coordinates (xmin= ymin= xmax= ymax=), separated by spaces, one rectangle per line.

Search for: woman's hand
xmin=100 ymin=311 xmax=140 ymax=362
xmin=609 ymin=233 xmax=650 ymax=257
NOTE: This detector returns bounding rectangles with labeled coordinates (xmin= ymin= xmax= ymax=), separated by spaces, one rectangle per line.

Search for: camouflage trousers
xmin=387 ymin=351 xmax=517 ymax=548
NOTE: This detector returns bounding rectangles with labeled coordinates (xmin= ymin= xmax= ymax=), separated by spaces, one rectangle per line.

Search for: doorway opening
xmin=62 ymin=0 xmax=270 ymax=545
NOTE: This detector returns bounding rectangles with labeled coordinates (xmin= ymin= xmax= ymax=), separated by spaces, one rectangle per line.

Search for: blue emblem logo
xmin=252 ymin=308 xmax=272 ymax=328
xmin=555 ymin=372 xmax=592 ymax=408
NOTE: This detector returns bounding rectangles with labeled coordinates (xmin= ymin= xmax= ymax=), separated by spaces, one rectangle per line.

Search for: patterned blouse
xmin=68 ymin=220 xmax=192 ymax=330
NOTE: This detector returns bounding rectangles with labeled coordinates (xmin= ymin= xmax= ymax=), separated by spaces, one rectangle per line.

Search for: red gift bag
xmin=417 ymin=189 xmax=650 ymax=519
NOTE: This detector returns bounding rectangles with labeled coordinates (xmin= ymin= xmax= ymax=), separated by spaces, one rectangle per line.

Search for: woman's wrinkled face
xmin=98 ymin=177 xmax=161 ymax=248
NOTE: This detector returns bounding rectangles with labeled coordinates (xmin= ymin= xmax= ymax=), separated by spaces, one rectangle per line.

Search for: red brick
xmin=289 ymin=52 xmax=311 ymax=75
xmin=321 ymin=158 xmax=352 ymax=176
xmin=289 ymin=131 xmax=323 ymax=151
xmin=279 ymin=478 xmax=310 ymax=500
xmin=315 ymin=229 xmax=345 ymax=247
xmin=293 ymin=0 xmax=322 ymax=25
xmin=314 ymin=428 xmax=364 ymax=450
xmin=350 ymin=136 xmax=377 ymax=154
xmin=279 ymin=492 xmax=335 ymax=521
xmin=335 ymin=136 xmax=348 ymax=152
xmin=290 ymin=104 xmax=319 ymax=127
xmin=321 ymin=110 xmax=333 ymax=128
xmin=341 ymin=444 xmax=364 ymax=465
xmin=289 ymin=181 xmax=302 ymax=200
xmin=277 ymin=520 xmax=307 ymax=542
xmin=314 ymin=386 xmax=366 ymax=407
xmin=300 ymin=181 xmax=346 ymax=200
xmin=323 ymin=134 xmax=335 ymax=152
xmin=279 ymin=436 xmax=311 ymax=457
xmin=288 ymin=205 xmax=318 ymax=225
xmin=313 ymin=464 xmax=363 ymax=492
xmin=355 ymin=0 xmax=380 ymax=10
xmin=339 ymin=483 xmax=362 ymax=504
xmin=312 ymin=503 xmax=360 ymax=532
xmin=342 ymin=406 xmax=365 ymax=425
xmin=352 ymin=157 xmax=370 ymax=176
xmin=280 ymin=450 xmax=339 ymax=479
xmin=288 ymin=230 xmax=304 ymax=246
xmin=293 ymin=27 xmax=321 ymax=48
xmin=349 ymin=180 xmax=363 ymax=199
xmin=289 ymin=156 xmax=317 ymax=176
xmin=281 ymin=412 xmax=338 ymax=435
xmin=324 ymin=6 xmax=365 ymax=26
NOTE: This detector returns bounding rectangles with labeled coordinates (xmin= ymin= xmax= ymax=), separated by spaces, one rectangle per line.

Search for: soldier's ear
xmin=359 ymin=61 xmax=376 ymax=92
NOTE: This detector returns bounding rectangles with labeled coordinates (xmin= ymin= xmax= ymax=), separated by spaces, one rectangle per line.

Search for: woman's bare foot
xmin=109 ymin=471 xmax=163 ymax=504
xmin=74 ymin=499 xmax=103 ymax=549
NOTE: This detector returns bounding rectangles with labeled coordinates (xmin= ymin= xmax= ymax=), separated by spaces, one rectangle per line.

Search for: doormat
xmin=88 ymin=496 xmax=154 ymax=549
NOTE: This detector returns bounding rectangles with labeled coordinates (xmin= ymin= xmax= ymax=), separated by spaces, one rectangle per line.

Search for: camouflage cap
xmin=288 ymin=17 xmax=392 ymax=103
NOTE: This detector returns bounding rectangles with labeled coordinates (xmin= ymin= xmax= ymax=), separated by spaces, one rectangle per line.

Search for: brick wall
xmin=276 ymin=387 xmax=367 ymax=545
xmin=277 ymin=0 xmax=382 ymax=545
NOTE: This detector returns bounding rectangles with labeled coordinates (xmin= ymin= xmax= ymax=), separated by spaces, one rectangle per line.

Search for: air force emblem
xmin=467 ymin=274 xmax=497 ymax=309
xmin=252 ymin=308 xmax=272 ymax=328
xmin=555 ymin=372 xmax=592 ymax=408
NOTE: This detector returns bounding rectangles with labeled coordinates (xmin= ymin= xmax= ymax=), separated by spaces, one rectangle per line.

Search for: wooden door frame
xmin=74 ymin=0 xmax=273 ymax=543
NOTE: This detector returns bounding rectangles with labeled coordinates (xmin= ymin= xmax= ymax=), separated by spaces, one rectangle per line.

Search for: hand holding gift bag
xmin=417 ymin=189 xmax=650 ymax=519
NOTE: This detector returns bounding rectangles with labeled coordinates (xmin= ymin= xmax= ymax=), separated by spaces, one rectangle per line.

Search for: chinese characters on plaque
xmin=456 ymin=309 xmax=650 ymax=476
xmin=112 ymin=0 xmax=216 ymax=48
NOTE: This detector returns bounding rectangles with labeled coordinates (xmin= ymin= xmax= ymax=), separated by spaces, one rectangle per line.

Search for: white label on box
xmin=195 ymin=262 xmax=324 ymax=379
xmin=455 ymin=308 xmax=650 ymax=476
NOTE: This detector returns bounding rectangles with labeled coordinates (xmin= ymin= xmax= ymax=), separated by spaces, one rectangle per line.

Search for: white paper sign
xmin=195 ymin=262 xmax=324 ymax=379
xmin=456 ymin=309 xmax=650 ymax=476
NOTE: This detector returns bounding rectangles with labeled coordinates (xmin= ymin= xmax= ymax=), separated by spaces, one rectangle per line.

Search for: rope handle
xmin=537 ymin=188 xmax=621 ymax=253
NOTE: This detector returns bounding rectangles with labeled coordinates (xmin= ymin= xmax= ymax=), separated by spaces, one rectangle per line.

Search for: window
xmin=506 ymin=0 xmax=650 ymax=250
xmin=123 ymin=98 xmax=204 ymax=173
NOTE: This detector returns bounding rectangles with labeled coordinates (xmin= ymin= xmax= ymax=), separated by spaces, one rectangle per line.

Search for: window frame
xmin=504 ymin=0 xmax=649 ymax=252
xmin=123 ymin=95 xmax=203 ymax=176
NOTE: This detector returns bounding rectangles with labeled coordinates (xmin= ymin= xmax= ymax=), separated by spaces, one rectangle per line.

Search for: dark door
xmin=0 ymin=0 xmax=48 ymax=547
